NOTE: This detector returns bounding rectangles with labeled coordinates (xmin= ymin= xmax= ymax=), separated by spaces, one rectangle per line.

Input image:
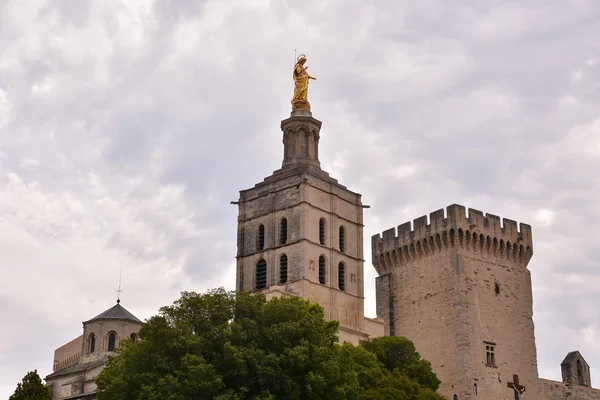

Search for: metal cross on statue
xmin=507 ymin=374 xmax=526 ymax=400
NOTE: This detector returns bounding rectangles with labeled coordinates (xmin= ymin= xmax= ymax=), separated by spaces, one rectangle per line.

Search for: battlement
xmin=372 ymin=204 xmax=534 ymax=274
xmin=53 ymin=352 xmax=81 ymax=372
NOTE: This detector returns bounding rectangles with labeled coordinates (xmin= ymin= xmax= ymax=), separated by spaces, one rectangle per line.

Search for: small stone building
xmin=45 ymin=301 xmax=142 ymax=399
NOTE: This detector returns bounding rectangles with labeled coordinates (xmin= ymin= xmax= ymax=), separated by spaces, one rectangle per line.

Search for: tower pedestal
xmin=281 ymin=111 xmax=321 ymax=169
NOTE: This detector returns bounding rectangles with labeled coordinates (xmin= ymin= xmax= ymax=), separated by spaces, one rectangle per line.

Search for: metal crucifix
xmin=507 ymin=374 xmax=526 ymax=400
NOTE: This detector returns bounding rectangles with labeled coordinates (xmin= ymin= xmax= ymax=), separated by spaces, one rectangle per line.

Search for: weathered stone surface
xmin=561 ymin=351 xmax=592 ymax=387
xmin=541 ymin=379 xmax=600 ymax=400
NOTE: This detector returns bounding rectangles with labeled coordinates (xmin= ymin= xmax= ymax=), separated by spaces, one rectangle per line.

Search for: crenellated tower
xmin=372 ymin=204 xmax=539 ymax=400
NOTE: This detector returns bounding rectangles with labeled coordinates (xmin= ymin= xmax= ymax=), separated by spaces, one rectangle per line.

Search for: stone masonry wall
xmin=541 ymin=379 xmax=600 ymax=400
xmin=236 ymin=164 xmax=370 ymax=336
xmin=53 ymin=335 xmax=82 ymax=372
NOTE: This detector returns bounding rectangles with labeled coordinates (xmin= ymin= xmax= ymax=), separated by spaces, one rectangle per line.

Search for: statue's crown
xmin=297 ymin=54 xmax=306 ymax=61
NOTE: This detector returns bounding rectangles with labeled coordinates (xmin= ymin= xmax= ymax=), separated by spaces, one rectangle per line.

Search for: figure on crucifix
xmin=508 ymin=374 xmax=526 ymax=400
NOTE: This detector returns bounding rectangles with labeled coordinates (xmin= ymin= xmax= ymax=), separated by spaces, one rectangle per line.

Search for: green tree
xmin=96 ymin=288 xmax=444 ymax=400
xmin=360 ymin=336 xmax=441 ymax=391
xmin=9 ymin=370 xmax=52 ymax=400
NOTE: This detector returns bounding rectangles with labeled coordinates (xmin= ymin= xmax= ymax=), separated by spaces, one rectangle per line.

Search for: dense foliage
xmin=96 ymin=288 xmax=444 ymax=400
xmin=9 ymin=370 xmax=52 ymax=400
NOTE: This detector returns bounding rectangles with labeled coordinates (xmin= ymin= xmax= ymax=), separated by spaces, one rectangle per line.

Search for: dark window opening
xmin=339 ymin=226 xmax=345 ymax=253
xmin=474 ymin=383 xmax=478 ymax=394
xmin=280 ymin=218 xmax=288 ymax=245
xmin=280 ymin=254 xmax=288 ymax=283
xmin=485 ymin=344 xmax=496 ymax=367
xmin=257 ymin=224 xmax=265 ymax=250
xmin=318 ymin=256 xmax=326 ymax=284
xmin=89 ymin=334 xmax=95 ymax=353
xmin=130 ymin=333 xmax=137 ymax=342
xmin=494 ymin=282 xmax=500 ymax=295
xmin=108 ymin=333 xmax=116 ymax=352
xmin=578 ymin=360 xmax=584 ymax=385
xmin=319 ymin=218 xmax=326 ymax=245
xmin=256 ymin=259 xmax=267 ymax=289
xmin=338 ymin=263 xmax=345 ymax=291
xmin=453 ymin=395 xmax=459 ymax=400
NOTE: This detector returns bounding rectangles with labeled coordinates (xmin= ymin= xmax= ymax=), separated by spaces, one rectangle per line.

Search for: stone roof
xmin=561 ymin=351 xmax=586 ymax=365
xmin=83 ymin=301 xmax=142 ymax=325
xmin=45 ymin=358 xmax=107 ymax=380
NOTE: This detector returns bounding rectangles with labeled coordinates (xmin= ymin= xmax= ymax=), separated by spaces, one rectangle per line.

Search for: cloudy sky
xmin=1 ymin=0 xmax=599 ymax=396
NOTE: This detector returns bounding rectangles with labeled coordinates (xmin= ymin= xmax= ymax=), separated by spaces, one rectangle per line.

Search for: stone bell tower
xmin=234 ymin=56 xmax=383 ymax=344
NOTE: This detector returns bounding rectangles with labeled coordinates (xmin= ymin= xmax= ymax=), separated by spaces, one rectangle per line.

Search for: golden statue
xmin=292 ymin=54 xmax=316 ymax=111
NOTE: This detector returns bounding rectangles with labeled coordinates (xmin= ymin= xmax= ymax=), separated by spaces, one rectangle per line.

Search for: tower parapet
xmin=372 ymin=204 xmax=533 ymax=275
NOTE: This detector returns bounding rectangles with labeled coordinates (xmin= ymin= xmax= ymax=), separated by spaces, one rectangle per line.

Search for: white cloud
xmin=535 ymin=209 xmax=554 ymax=226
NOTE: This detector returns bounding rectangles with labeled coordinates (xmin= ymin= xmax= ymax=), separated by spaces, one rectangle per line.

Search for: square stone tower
xmin=235 ymin=109 xmax=383 ymax=344
xmin=372 ymin=205 xmax=539 ymax=400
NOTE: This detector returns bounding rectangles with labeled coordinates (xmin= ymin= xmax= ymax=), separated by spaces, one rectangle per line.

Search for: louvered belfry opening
xmin=280 ymin=254 xmax=288 ymax=283
xmin=318 ymin=255 xmax=326 ymax=284
xmin=339 ymin=226 xmax=345 ymax=253
xmin=257 ymin=224 xmax=265 ymax=250
xmin=280 ymin=218 xmax=288 ymax=244
xmin=319 ymin=218 xmax=326 ymax=245
xmin=256 ymin=259 xmax=267 ymax=289
xmin=338 ymin=263 xmax=345 ymax=291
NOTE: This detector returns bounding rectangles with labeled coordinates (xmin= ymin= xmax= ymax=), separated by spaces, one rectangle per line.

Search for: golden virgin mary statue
xmin=291 ymin=54 xmax=316 ymax=111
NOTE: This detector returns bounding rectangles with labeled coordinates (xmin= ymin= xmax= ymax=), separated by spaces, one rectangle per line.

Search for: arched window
xmin=89 ymin=333 xmax=96 ymax=354
xmin=319 ymin=218 xmax=326 ymax=245
xmin=107 ymin=332 xmax=117 ymax=352
xmin=280 ymin=218 xmax=288 ymax=245
xmin=257 ymin=224 xmax=265 ymax=251
xmin=318 ymin=255 xmax=326 ymax=284
xmin=280 ymin=254 xmax=288 ymax=283
xmin=339 ymin=226 xmax=346 ymax=253
xmin=256 ymin=259 xmax=267 ymax=289
xmin=130 ymin=333 xmax=138 ymax=342
xmin=338 ymin=263 xmax=345 ymax=291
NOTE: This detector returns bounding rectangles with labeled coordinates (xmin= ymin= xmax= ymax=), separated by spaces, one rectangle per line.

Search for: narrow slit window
xmin=256 ymin=259 xmax=267 ymax=289
xmin=280 ymin=254 xmax=288 ymax=283
xmin=89 ymin=334 xmax=95 ymax=354
xmin=280 ymin=218 xmax=288 ymax=245
xmin=485 ymin=343 xmax=496 ymax=367
xmin=108 ymin=333 xmax=116 ymax=352
xmin=319 ymin=218 xmax=326 ymax=245
xmin=494 ymin=282 xmax=500 ymax=295
xmin=318 ymin=255 xmax=326 ymax=284
xmin=338 ymin=263 xmax=345 ymax=291
xmin=257 ymin=224 xmax=265 ymax=251
xmin=339 ymin=226 xmax=346 ymax=253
